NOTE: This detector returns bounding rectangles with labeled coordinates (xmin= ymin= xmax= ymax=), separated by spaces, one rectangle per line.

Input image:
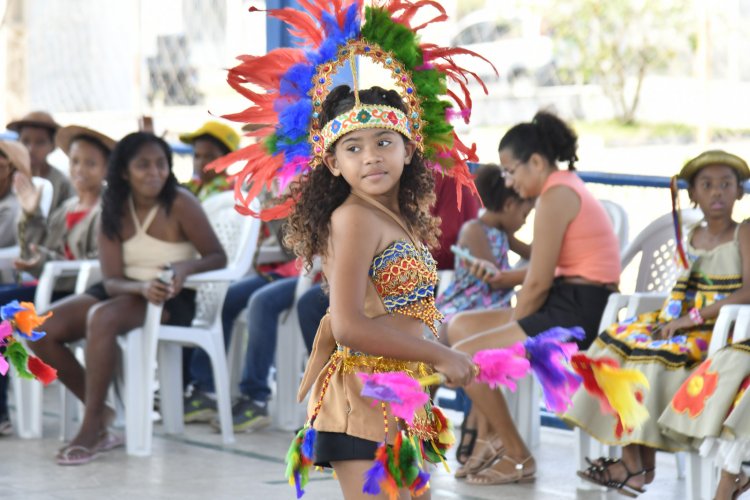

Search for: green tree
xmin=545 ymin=0 xmax=694 ymax=124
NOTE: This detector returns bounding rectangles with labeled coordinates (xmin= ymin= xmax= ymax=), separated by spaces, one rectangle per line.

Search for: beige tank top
xmin=122 ymin=197 xmax=196 ymax=281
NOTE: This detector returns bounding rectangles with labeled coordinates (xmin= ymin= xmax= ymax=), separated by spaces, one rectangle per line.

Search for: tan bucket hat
xmin=55 ymin=125 xmax=117 ymax=156
xmin=6 ymin=111 xmax=61 ymax=134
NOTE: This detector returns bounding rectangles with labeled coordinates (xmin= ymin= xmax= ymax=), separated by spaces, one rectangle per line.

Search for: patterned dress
xmin=658 ymin=340 xmax=750 ymax=473
xmin=435 ymin=223 xmax=513 ymax=320
xmin=563 ymin=223 xmax=743 ymax=450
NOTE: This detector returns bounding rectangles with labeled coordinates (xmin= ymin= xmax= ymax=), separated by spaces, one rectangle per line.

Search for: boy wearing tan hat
xmin=7 ymin=111 xmax=74 ymax=214
xmin=179 ymin=121 xmax=239 ymax=200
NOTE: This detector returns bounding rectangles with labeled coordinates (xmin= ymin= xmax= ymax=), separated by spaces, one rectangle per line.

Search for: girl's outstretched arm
xmin=326 ymin=201 xmax=475 ymax=386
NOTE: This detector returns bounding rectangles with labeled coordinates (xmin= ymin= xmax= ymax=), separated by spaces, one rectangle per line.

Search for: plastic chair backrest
xmin=193 ymin=191 xmax=261 ymax=325
xmin=599 ymin=199 xmax=629 ymax=253
xmin=621 ymin=208 xmax=703 ymax=293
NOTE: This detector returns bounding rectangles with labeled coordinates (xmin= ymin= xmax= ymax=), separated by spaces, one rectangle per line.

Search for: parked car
xmin=450 ymin=9 xmax=558 ymax=86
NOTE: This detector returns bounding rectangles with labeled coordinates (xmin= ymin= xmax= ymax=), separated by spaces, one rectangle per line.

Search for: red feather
xmin=27 ymin=356 xmax=57 ymax=386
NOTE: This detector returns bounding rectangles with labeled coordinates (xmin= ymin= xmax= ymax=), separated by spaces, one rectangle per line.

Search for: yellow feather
xmin=594 ymin=363 xmax=651 ymax=430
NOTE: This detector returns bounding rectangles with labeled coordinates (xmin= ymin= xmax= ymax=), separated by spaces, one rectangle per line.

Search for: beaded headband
xmin=212 ymin=0 xmax=495 ymax=220
xmin=320 ymin=104 xmax=411 ymax=150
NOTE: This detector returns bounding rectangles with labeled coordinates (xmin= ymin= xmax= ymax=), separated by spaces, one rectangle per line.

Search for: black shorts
xmin=85 ymin=282 xmax=197 ymax=327
xmin=517 ymin=278 xmax=613 ymax=350
xmin=314 ymin=431 xmax=379 ymax=467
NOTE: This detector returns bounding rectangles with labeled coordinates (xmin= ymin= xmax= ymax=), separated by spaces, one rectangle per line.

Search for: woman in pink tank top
xmin=444 ymin=112 xmax=621 ymax=485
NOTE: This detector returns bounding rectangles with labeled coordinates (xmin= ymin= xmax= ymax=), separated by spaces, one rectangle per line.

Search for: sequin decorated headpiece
xmin=212 ymin=0 xmax=495 ymax=219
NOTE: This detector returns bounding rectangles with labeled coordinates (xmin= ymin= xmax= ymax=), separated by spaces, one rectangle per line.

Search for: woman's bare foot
xmin=714 ymin=470 xmax=750 ymax=500
xmin=466 ymin=453 xmax=536 ymax=485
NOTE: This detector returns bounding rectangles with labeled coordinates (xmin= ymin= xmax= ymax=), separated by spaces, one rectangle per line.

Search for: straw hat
xmin=678 ymin=150 xmax=750 ymax=182
xmin=55 ymin=125 xmax=117 ymax=156
xmin=6 ymin=111 xmax=61 ymax=134
xmin=0 ymin=141 xmax=32 ymax=177
xmin=179 ymin=121 xmax=240 ymax=152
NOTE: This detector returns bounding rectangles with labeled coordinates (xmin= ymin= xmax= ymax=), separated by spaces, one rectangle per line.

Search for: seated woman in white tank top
xmin=30 ymin=132 xmax=227 ymax=466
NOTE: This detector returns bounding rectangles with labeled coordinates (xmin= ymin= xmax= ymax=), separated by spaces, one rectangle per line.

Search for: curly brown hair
xmin=283 ymin=85 xmax=440 ymax=271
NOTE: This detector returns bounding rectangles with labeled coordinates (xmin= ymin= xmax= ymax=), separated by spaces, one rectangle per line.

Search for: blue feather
xmin=280 ymin=64 xmax=315 ymax=97
xmin=301 ymin=427 xmax=316 ymax=460
xmin=279 ymin=141 xmax=312 ymax=162
xmin=278 ymin=99 xmax=313 ymax=141
xmin=362 ymin=460 xmax=385 ymax=495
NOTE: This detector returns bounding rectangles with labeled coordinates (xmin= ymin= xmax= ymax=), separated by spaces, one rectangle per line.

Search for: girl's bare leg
xmin=29 ymin=294 xmax=100 ymax=402
xmin=67 ymin=295 xmax=148 ymax=451
xmin=445 ymin=309 xmax=514 ymax=347
xmin=332 ymin=460 xmax=411 ymax=500
xmin=455 ymin=322 xmax=536 ymax=480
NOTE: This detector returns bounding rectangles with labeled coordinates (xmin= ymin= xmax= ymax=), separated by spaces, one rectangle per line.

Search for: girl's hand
xmin=13 ymin=244 xmax=41 ymax=271
xmin=433 ymin=349 xmax=476 ymax=387
xmin=655 ymin=315 xmax=693 ymax=339
xmin=141 ymin=279 xmax=172 ymax=305
xmin=467 ymin=258 xmax=499 ymax=283
xmin=13 ymin=173 xmax=42 ymax=215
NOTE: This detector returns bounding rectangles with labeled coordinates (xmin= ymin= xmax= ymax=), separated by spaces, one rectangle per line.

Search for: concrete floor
xmin=0 ymin=386 xmax=693 ymax=500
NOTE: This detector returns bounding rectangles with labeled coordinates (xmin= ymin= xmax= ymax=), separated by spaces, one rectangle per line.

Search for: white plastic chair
xmin=600 ymin=199 xmax=629 ymax=253
xmin=228 ymin=258 xmax=318 ymax=432
xmin=575 ymin=208 xmax=705 ymax=490
xmin=121 ymin=192 xmax=261 ymax=456
xmin=12 ymin=259 xmax=99 ymax=439
xmin=683 ymin=305 xmax=750 ymax=500
xmin=508 ymin=198 xmax=637 ymax=449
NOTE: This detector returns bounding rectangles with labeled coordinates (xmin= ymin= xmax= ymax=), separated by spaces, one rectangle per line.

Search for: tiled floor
xmin=0 ymin=387 xmax=694 ymax=500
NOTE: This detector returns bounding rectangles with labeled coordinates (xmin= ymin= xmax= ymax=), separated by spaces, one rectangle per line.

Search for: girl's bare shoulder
xmin=330 ymin=196 xmax=382 ymax=229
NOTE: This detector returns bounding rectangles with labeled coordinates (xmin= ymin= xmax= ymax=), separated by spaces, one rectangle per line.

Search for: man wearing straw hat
xmin=0 ymin=141 xmax=28 ymax=250
xmin=7 ymin=111 xmax=75 ymax=215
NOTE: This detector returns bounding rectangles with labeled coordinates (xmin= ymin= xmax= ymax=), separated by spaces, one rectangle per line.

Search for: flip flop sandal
xmin=456 ymin=420 xmax=477 ymax=466
xmin=455 ymin=438 xmax=505 ymax=479
xmin=95 ymin=430 xmax=125 ymax=452
xmin=56 ymin=445 xmax=101 ymax=466
xmin=466 ymin=455 xmax=536 ymax=485
xmin=576 ymin=457 xmax=646 ymax=498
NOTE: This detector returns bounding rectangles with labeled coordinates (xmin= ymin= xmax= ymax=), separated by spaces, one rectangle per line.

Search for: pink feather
xmin=358 ymin=372 xmax=429 ymax=425
xmin=472 ymin=343 xmax=531 ymax=391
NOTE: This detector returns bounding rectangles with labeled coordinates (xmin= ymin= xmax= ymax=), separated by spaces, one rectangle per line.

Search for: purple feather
xmin=524 ymin=332 xmax=582 ymax=413
xmin=532 ymin=326 xmax=585 ymax=344
xmin=360 ymin=381 xmax=403 ymax=404
xmin=411 ymin=469 xmax=431 ymax=492
xmin=294 ymin=470 xmax=304 ymax=499
xmin=362 ymin=460 xmax=386 ymax=495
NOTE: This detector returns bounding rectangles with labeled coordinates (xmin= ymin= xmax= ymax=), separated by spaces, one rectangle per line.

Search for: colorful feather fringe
xmin=285 ymin=425 xmax=317 ymax=498
xmin=0 ymin=301 xmax=57 ymax=385
xmin=571 ymin=353 xmax=650 ymax=436
xmin=363 ymin=431 xmax=431 ymax=499
xmin=522 ymin=327 xmax=584 ymax=413
xmin=216 ymin=0 xmax=493 ymax=219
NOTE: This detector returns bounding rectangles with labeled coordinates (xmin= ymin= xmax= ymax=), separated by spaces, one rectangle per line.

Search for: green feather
xmin=399 ymin=434 xmax=420 ymax=485
xmin=284 ymin=428 xmax=305 ymax=479
xmin=5 ymin=341 xmax=33 ymax=379
xmin=385 ymin=446 xmax=403 ymax=487
xmin=263 ymin=133 xmax=279 ymax=155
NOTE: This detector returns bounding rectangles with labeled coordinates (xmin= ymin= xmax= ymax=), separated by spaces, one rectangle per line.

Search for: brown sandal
xmin=466 ymin=455 xmax=536 ymax=485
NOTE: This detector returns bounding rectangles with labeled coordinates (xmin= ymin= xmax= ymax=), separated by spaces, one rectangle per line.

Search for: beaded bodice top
xmin=369 ymin=238 xmax=443 ymax=337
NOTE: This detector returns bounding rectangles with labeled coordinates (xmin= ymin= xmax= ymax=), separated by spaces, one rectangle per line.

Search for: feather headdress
xmin=213 ymin=0 xmax=494 ymax=219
